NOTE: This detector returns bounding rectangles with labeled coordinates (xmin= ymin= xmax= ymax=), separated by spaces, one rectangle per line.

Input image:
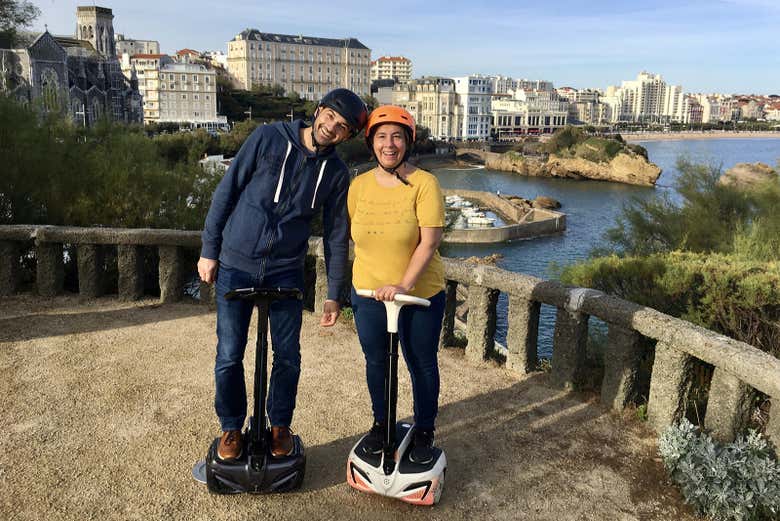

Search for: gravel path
xmin=0 ymin=295 xmax=696 ymax=521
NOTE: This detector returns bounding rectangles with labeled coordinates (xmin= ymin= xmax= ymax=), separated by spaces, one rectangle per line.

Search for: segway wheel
xmin=433 ymin=468 xmax=446 ymax=504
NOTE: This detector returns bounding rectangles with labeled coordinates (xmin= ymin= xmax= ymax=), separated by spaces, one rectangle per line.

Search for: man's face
xmin=313 ymin=107 xmax=353 ymax=146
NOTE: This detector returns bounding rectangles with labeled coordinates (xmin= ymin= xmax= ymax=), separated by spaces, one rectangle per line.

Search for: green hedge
xmin=561 ymin=252 xmax=780 ymax=356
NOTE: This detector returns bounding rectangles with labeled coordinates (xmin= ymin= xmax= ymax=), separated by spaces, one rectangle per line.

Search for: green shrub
xmin=605 ymin=158 xmax=759 ymax=256
xmin=560 ymin=252 xmax=780 ymax=357
xmin=658 ymin=419 xmax=780 ymax=520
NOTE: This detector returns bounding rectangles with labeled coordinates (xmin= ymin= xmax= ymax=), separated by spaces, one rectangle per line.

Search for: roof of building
xmin=177 ymin=48 xmax=200 ymax=56
xmin=132 ymin=53 xmax=166 ymax=59
xmin=234 ymin=28 xmax=369 ymax=50
xmin=373 ymin=56 xmax=410 ymax=63
xmin=52 ymin=35 xmax=96 ymax=51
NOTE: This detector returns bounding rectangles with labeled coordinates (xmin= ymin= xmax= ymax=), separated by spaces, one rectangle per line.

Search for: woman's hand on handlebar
xmin=373 ymin=284 xmax=410 ymax=302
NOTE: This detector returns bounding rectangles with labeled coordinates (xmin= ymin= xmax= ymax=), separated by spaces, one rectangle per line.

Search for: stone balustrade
xmin=1 ymin=224 xmax=778 ymax=448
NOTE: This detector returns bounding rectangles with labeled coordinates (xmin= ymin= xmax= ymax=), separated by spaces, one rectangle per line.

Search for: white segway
xmin=346 ymin=289 xmax=446 ymax=506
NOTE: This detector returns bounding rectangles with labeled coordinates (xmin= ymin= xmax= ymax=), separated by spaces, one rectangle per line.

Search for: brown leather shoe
xmin=270 ymin=426 xmax=294 ymax=457
xmin=217 ymin=430 xmax=243 ymax=461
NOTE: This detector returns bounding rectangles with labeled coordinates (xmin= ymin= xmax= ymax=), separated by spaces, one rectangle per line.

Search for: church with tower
xmin=0 ymin=6 xmax=143 ymax=126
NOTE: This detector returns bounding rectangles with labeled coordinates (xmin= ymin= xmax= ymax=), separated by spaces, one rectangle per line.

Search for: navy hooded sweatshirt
xmin=200 ymin=120 xmax=349 ymax=301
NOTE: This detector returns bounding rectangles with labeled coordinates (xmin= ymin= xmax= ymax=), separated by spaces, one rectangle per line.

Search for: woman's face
xmin=372 ymin=123 xmax=408 ymax=169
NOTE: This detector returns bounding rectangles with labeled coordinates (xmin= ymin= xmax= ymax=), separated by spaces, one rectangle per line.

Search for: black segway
xmin=192 ymin=287 xmax=306 ymax=494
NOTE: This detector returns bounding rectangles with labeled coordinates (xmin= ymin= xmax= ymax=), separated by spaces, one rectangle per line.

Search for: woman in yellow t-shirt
xmin=348 ymin=105 xmax=445 ymax=465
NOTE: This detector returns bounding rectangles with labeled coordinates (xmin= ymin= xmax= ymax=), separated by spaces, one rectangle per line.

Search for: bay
xmin=434 ymin=138 xmax=780 ymax=357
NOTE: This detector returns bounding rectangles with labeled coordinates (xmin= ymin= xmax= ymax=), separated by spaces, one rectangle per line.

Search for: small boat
xmin=467 ymin=216 xmax=496 ymax=226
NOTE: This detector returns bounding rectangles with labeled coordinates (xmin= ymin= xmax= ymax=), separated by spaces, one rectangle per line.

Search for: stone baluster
xmin=118 ymin=245 xmax=144 ymax=300
xmin=76 ymin=244 xmax=104 ymax=298
xmin=36 ymin=241 xmax=64 ymax=297
xmin=313 ymin=254 xmax=328 ymax=313
xmin=648 ymin=341 xmax=695 ymax=434
xmin=506 ymin=295 xmax=540 ymax=376
xmin=158 ymin=246 xmax=184 ymax=303
xmin=199 ymin=281 xmax=216 ymax=306
xmin=704 ymin=368 xmax=753 ymax=443
xmin=601 ymin=324 xmax=643 ymax=411
xmin=439 ymin=280 xmax=458 ymax=348
xmin=551 ymin=308 xmax=589 ymax=390
xmin=767 ymin=398 xmax=780 ymax=451
xmin=465 ymin=284 xmax=499 ymax=363
xmin=0 ymin=241 xmax=20 ymax=296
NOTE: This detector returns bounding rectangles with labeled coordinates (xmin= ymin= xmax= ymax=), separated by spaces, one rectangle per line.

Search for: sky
xmin=29 ymin=0 xmax=780 ymax=94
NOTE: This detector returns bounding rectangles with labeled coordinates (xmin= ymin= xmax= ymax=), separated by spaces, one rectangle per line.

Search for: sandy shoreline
xmin=624 ymin=131 xmax=780 ymax=142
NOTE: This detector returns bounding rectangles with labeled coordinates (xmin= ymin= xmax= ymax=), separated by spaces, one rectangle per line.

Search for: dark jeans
xmin=214 ymin=264 xmax=304 ymax=431
xmin=351 ymin=287 xmax=446 ymax=431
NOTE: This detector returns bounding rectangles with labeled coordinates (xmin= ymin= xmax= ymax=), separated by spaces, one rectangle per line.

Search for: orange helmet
xmin=365 ymin=105 xmax=416 ymax=143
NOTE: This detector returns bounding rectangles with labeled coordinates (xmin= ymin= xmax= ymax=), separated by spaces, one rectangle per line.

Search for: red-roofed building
xmin=370 ymin=56 xmax=412 ymax=82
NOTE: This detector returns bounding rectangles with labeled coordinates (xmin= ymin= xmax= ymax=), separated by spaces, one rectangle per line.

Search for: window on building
xmin=182 ymin=94 xmax=187 ymax=99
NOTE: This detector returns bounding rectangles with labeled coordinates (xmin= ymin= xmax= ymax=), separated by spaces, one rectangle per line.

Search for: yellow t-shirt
xmin=348 ymin=168 xmax=445 ymax=299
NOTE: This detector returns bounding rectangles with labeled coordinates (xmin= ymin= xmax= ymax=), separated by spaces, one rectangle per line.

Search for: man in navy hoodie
xmin=198 ymin=89 xmax=368 ymax=460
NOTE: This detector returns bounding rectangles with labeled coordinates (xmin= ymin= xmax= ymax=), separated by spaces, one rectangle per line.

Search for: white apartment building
xmin=390 ymin=77 xmax=463 ymax=140
xmin=681 ymin=95 xmax=703 ymax=124
xmin=205 ymin=50 xmax=228 ymax=69
xmin=226 ymin=29 xmax=371 ymax=100
xmin=114 ymin=34 xmax=159 ymax=56
xmin=491 ymin=88 xmax=568 ymax=138
xmin=454 ymin=75 xmax=493 ymax=140
xmin=607 ymin=72 xmax=684 ymax=123
xmin=370 ymin=56 xmax=412 ymax=82
xmin=120 ymin=52 xmax=169 ymax=122
xmin=121 ymin=53 xmax=226 ymax=128
xmin=491 ymin=76 xmax=555 ymax=95
xmin=691 ymin=94 xmax=722 ymax=123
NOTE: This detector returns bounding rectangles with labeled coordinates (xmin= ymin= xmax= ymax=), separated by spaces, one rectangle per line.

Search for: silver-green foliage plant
xmin=658 ymin=419 xmax=780 ymax=520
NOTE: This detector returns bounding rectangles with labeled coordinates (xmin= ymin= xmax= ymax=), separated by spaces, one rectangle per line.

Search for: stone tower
xmin=76 ymin=6 xmax=116 ymax=57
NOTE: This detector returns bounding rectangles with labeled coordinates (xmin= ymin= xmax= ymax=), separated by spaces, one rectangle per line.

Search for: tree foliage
xmin=0 ymin=0 xmax=40 ymax=47
xmin=604 ymin=158 xmax=778 ymax=258
xmin=562 ymin=158 xmax=780 ymax=353
xmin=0 ymin=96 xmax=217 ymax=229
xmin=561 ymin=252 xmax=780 ymax=355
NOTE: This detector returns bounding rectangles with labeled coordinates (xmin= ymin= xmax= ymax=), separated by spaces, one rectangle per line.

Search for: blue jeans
xmin=351 ymin=288 xmax=445 ymax=431
xmin=214 ymin=264 xmax=304 ymax=431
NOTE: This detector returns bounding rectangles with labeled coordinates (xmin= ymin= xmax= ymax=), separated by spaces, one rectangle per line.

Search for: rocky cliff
xmin=483 ymin=150 xmax=662 ymax=187
xmin=719 ymin=162 xmax=778 ymax=190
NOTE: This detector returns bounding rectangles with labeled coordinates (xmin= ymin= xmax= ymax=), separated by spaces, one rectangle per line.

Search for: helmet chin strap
xmin=380 ymin=160 xmax=410 ymax=186
xmin=310 ymin=126 xmax=323 ymax=155
xmin=310 ymin=107 xmax=324 ymax=155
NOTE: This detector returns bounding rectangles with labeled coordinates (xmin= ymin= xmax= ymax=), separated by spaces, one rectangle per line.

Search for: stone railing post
xmin=704 ymin=368 xmax=753 ymax=443
xmin=0 ymin=241 xmax=20 ymax=296
xmin=551 ymin=308 xmax=588 ymax=390
xmin=767 ymin=399 xmax=780 ymax=451
xmin=36 ymin=241 xmax=64 ymax=297
xmin=601 ymin=324 xmax=643 ymax=411
xmin=313 ymin=254 xmax=327 ymax=313
xmin=647 ymin=341 xmax=695 ymax=434
xmin=76 ymin=244 xmax=104 ymax=298
xmin=118 ymin=245 xmax=144 ymax=300
xmin=465 ymin=285 xmax=499 ymax=363
xmin=199 ymin=281 xmax=216 ymax=306
xmin=439 ymin=280 xmax=458 ymax=348
xmin=158 ymin=246 xmax=184 ymax=303
xmin=506 ymin=295 xmax=540 ymax=376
